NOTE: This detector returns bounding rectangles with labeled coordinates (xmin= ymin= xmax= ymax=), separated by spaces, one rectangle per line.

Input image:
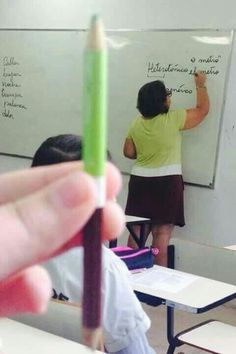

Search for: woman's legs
xmin=151 ymin=224 xmax=174 ymax=267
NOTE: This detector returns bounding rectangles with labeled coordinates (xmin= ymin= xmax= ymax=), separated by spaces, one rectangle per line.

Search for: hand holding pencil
xmin=82 ymin=15 xmax=107 ymax=349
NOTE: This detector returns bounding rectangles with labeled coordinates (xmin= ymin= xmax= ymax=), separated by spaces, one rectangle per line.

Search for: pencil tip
xmin=83 ymin=327 xmax=102 ymax=351
xmin=91 ymin=14 xmax=100 ymax=24
xmin=87 ymin=14 xmax=106 ymax=50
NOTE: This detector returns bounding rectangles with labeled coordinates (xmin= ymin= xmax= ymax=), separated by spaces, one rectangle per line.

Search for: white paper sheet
xmin=131 ymin=267 xmax=199 ymax=293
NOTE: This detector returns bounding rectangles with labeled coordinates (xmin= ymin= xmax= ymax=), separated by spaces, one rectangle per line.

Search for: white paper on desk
xmin=131 ymin=267 xmax=199 ymax=293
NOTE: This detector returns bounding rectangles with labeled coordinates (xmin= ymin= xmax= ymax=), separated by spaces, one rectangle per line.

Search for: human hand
xmin=194 ymin=71 xmax=207 ymax=87
xmin=0 ymin=161 xmax=124 ymax=316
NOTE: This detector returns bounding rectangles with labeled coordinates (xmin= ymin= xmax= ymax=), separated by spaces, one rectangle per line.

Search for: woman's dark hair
xmin=31 ymin=134 xmax=112 ymax=167
xmin=137 ymin=80 xmax=169 ymax=118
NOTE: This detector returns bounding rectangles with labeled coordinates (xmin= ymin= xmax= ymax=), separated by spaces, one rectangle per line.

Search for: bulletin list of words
xmin=1 ymin=56 xmax=27 ymax=119
xmin=146 ymin=54 xmax=222 ymax=95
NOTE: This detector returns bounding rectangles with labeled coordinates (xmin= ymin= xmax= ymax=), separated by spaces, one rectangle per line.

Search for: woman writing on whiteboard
xmin=123 ymin=71 xmax=209 ymax=266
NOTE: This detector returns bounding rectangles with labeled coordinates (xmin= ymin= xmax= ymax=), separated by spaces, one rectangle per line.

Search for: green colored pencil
xmin=82 ymin=14 xmax=107 ymax=350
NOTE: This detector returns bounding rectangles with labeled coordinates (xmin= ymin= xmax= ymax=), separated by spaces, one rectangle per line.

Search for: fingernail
xmin=50 ymin=171 xmax=95 ymax=209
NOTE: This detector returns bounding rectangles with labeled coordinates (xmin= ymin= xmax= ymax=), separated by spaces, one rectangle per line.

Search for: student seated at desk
xmin=32 ymin=134 xmax=156 ymax=354
xmin=0 ymin=143 xmax=123 ymax=317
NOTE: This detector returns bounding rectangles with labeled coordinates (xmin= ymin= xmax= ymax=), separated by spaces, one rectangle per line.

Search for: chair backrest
xmin=11 ymin=300 xmax=83 ymax=343
xmin=11 ymin=300 xmax=105 ymax=351
xmin=170 ymin=237 xmax=236 ymax=285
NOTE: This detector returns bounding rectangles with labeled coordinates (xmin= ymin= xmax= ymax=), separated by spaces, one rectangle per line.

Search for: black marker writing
xmin=1 ymin=56 xmax=27 ymax=119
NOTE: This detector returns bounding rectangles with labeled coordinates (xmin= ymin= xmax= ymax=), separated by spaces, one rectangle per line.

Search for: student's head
xmin=32 ymin=134 xmax=112 ymax=167
xmin=137 ymin=80 xmax=171 ymax=118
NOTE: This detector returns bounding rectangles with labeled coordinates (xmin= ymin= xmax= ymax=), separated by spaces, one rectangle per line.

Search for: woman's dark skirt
xmin=125 ymin=174 xmax=185 ymax=227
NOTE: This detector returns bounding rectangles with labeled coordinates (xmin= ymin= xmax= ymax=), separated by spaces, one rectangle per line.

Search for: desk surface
xmin=130 ymin=265 xmax=236 ymax=313
xmin=178 ymin=320 xmax=236 ymax=353
xmin=125 ymin=215 xmax=150 ymax=223
xmin=0 ymin=318 xmax=103 ymax=354
xmin=224 ymin=244 xmax=236 ymax=250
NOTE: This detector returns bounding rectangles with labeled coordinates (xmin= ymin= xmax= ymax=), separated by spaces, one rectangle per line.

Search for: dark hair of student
xmin=31 ymin=134 xmax=112 ymax=167
xmin=136 ymin=80 xmax=169 ymax=118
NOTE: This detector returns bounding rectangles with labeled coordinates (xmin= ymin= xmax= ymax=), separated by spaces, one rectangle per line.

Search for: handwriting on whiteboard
xmin=1 ymin=56 xmax=27 ymax=119
xmin=147 ymin=54 xmax=222 ymax=95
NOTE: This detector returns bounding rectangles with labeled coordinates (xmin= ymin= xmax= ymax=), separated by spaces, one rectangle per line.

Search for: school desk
xmin=177 ymin=319 xmax=236 ymax=353
xmin=130 ymin=265 xmax=236 ymax=354
xmin=125 ymin=215 xmax=152 ymax=247
xmin=224 ymin=244 xmax=236 ymax=250
xmin=109 ymin=215 xmax=151 ymax=248
xmin=0 ymin=318 xmax=104 ymax=354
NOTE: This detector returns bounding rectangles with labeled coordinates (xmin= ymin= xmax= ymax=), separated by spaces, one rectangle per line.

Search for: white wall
xmin=1 ymin=0 xmax=236 ymax=247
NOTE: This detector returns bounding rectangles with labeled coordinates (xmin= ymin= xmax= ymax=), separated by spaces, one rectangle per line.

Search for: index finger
xmin=0 ymin=161 xmax=121 ymax=204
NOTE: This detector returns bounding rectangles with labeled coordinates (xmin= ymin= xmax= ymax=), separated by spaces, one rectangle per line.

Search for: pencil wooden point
xmin=87 ymin=15 xmax=106 ymax=51
xmin=83 ymin=327 xmax=102 ymax=351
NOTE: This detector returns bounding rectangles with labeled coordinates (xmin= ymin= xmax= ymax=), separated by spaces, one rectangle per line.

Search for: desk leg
xmin=167 ymin=245 xmax=175 ymax=269
xmin=166 ymin=306 xmax=182 ymax=354
xmin=126 ymin=224 xmax=142 ymax=248
xmin=139 ymin=224 xmax=147 ymax=248
xmin=126 ymin=223 xmax=149 ymax=248
xmin=109 ymin=239 xmax=117 ymax=248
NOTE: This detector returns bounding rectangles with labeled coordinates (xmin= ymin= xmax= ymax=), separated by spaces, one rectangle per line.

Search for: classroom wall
xmin=1 ymin=0 xmax=236 ymax=248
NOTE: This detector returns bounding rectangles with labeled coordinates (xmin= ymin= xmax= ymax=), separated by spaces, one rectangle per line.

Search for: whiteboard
xmin=0 ymin=30 xmax=233 ymax=187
